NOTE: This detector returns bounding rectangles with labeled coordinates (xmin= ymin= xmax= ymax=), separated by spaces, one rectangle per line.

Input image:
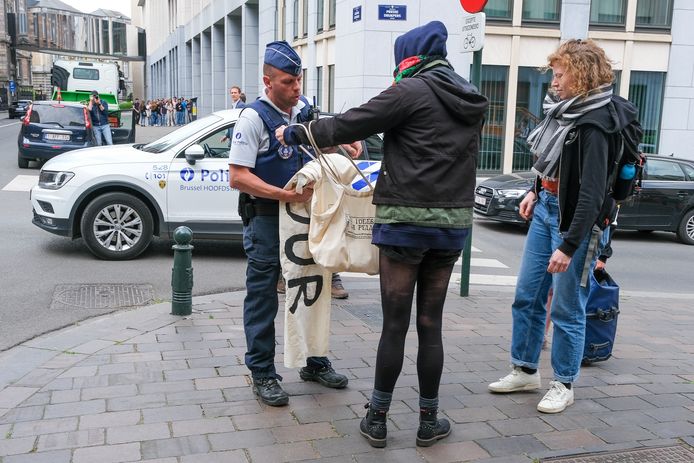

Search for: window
xmin=485 ymin=0 xmax=512 ymax=21
xmin=478 ymin=65 xmax=508 ymax=173
xmin=317 ymin=0 xmax=324 ymax=32
xmin=302 ymin=68 xmax=307 ymax=96
xmin=680 ymin=162 xmax=694 ymax=180
xmin=522 ymin=0 xmax=560 ymax=23
xmin=112 ymin=22 xmax=127 ymax=55
xmin=515 ymin=67 xmax=552 ymax=171
xmin=329 ymin=0 xmax=336 ymax=29
xmin=646 ymin=160 xmax=685 ymax=181
xmin=328 ymin=64 xmax=335 ymax=112
xmin=590 ymin=0 xmax=626 ymax=27
xmin=101 ymin=19 xmax=109 ymax=53
xmin=629 ymin=71 xmax=665 ymax=154
xmin=363 ymin=135 xmax=384 ymax=161
xmin=316 ymin=66 xmax=323 ymax=108
xmin=73 ymin=68 xmax=100 ymax=80
xmin=293 ymin=0 xmax=299 ymax=39
xmin=302 ymin=0 xmax=308 ymax=37
xmin=636 ymin=0 xmax=673 ymax=29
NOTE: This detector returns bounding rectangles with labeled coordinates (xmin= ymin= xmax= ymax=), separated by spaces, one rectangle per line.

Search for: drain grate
xmin=50 ymin=284 xmax=154 ymax=310
xmin=541 ymin=445 xmax=694 ymax=462
xmin=341 ymin=303 xmax=384 ymax=328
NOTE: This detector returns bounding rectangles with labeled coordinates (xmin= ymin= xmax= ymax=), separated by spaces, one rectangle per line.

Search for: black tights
xmin=374 ymin=249 xmax=457 ymax=399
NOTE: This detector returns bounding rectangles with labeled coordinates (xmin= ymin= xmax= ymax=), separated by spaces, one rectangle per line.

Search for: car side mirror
xmin=184 ymin=144 xmax=205 ymax=165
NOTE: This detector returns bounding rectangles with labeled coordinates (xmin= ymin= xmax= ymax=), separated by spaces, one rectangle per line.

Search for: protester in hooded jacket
xmin=277 ymin=21 xmax=488 ymax=448
xmin=488 ymin=39 xmax=640 ymax=414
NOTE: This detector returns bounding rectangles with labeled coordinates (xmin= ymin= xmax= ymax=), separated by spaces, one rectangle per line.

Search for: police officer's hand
xmin=547 ymin=249 xmax=571 ymax=273
xmin=595 ymin=260 xmax=606 ymax=271
xmin=276 ymin=125 xmax=289 ymax=146
xmin=288 ymin=182 xmax=314 ymax=203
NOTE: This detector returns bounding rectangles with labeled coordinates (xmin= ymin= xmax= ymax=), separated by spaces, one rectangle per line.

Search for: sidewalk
xmin=0 ymin=279 xmax=693 ymax=462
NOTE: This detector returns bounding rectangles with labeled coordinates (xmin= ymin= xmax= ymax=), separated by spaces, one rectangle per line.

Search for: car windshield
xmin=29 ymin=105 xmax=85 ymax=126
xmin=138 ymin=115 xmax=223 ymax=153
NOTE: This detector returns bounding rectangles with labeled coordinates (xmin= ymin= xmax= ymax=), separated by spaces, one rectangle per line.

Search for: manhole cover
xmin=541 ymin=445 xmax=694 ymax=462
xmin=51 ymin=284 xmax=154 ymax=310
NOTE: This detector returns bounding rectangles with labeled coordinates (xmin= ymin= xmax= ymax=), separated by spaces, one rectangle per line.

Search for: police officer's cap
xmin=264 ymin=41 xmax=302 ymax=76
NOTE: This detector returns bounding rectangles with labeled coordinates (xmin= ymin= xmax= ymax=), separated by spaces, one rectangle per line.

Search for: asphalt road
xmin=0 ymin=119 xmax=248 ymax=351
xmin=0 ymin=114 xmax=691 ymax=351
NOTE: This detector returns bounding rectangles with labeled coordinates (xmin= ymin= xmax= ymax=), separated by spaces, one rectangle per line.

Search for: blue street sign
xmin=8 ymin=81 xmax=16 ymax=92
xmin=353 ymin=5 xmax=362 ymax=22
xmin=378 ymin=5 xmax=407 ymax=21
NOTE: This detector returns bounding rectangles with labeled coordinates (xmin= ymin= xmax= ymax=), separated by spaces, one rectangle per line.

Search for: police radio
xmin=308 ymin=96 xmax=320 ymax=121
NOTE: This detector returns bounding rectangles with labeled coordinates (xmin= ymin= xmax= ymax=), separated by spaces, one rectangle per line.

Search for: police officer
xmin=229 ymin=41 xmax=357 ymax=406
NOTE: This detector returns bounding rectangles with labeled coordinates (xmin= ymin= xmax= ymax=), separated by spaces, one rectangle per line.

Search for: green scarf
xmin=392 ymin=55 xmax=450 ymax=84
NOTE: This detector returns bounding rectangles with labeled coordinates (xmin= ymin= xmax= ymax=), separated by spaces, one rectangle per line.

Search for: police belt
xmin=252 ymin=199 xmax=279 ymax=216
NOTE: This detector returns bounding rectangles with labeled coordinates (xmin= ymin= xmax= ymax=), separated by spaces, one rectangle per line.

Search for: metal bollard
xmin=171 ymin=226 xmax=194 ymax=316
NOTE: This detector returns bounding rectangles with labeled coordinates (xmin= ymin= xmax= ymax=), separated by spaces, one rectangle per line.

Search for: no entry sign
xmin=459 ymin=0 xmax=488 ymax=13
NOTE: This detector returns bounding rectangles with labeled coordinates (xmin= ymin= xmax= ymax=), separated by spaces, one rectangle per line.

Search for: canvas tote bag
xmin=308 ymin=152 xmax=379 ymax=275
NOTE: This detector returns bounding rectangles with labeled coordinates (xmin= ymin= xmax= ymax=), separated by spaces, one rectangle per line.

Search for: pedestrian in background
xmin=87 ymin=90 xmax=113 ymax=146
xmin=277 ymin=21 xmax=488 ymax=448
xmin=229 ymin=86 xmax=246 ymax=109
xmin=488 ymin=39 xmax=639 ymax=414
xmin=228 ymin=41 xmax=359 ymax=407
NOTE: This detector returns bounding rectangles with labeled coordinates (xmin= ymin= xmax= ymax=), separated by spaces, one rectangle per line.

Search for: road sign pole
xmin=460 ymin=49 xmax=483 ymax=297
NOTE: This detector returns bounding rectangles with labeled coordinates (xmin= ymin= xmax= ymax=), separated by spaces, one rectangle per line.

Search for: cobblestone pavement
xmin=0 ymin=280 xmax=693 ymax=462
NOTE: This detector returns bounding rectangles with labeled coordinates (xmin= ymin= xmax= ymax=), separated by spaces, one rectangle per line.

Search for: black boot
xmin=416 ymin=408 xmax=451 ymax=447
xmin=252 ymin=377 xmax=289 ymax=407
xmin=359 ymin=403 xmax=388 ymax=448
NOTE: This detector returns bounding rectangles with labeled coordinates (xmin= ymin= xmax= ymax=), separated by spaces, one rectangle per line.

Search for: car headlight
xmin=39 ymin=171 xmax=75 ymax=190
xmin=496 ymin=189 xmax=526 ymax=199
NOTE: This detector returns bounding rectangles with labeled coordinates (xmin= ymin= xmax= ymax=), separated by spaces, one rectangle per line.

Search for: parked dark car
xmin=17 ymin=102 xmax=136 ymax=169
xmin=17 ymin=101 xmax=93 ymax=168
xmin=8 ymin=99 xmax=32 ymax=119
xmin=474 ymin=155 xmax=694 ymax=245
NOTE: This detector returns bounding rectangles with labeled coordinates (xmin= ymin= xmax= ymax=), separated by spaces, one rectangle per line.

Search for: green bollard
xmin=171 ymin=226 xmax=194 ymax=316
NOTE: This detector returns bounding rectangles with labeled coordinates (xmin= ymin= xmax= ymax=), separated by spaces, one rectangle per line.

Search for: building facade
xmin=137 ymin=0 xmax=694 ymax=171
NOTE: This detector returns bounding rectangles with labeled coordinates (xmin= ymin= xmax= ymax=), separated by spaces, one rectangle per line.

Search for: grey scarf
xmin=528 ymin=84 xmax=613 ymax=179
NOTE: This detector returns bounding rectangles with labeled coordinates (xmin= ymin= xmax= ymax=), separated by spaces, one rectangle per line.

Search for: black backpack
xmin=609 ymin=118 xmax=645 ymax=202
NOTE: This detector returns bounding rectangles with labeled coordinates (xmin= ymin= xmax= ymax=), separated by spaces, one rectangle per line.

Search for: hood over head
xmin=418 ymin=66 xmax=489 ymax=125
xmin=394 ymin=21 xmax=448 ymax=64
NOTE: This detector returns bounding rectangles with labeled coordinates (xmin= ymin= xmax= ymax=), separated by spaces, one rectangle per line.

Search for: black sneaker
xmin=359 ymin=403 xmax=388 ymax=448
xmin=252 ymin=377 xmax=289 ymax=407
xmin=299 ymin=363 xmax=348 ymax=389
xmin=416 ymin=408 xmax=451 ymax=447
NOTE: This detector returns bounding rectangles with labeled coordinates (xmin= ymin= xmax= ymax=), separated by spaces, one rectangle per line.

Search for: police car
xmin=30 ymin=109 xmax=385 ymax=260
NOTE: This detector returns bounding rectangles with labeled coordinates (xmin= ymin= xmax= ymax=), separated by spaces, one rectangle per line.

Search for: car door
xmin=166 ymin=122 xmax=241 ymax=237
xmin=109 ymin=108 xmax=137 ymax=144
xmin=632 ymin=158 xmax=689 ymax=230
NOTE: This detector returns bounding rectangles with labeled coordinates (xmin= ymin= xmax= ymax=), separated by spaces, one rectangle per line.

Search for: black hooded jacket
xmin=289 ymin=64 xmax=489 ymax=207
xmin=534 ymin=95 xmax=640 ymax=256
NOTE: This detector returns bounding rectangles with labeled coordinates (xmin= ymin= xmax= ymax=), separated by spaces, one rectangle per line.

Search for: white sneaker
xmin=488 ymin=367 xmax=541 ymax=393
xmin=537 ymin=380 xmax=574 ymax=413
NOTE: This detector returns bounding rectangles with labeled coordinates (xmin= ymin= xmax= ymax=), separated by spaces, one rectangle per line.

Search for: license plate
xmin=474 ymin=194 xmax=487 ymax=206
xmin=45 ymin=134 xmax=70 ymax=141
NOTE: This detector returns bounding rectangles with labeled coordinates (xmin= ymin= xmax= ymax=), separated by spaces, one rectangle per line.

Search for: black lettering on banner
xmin=287 ymin=275 xmax=323 ymax=314
xmin=285 ymin=202 xmax=310 ymax=224
xmin=285 ymin=233 xmax=315 ymax=266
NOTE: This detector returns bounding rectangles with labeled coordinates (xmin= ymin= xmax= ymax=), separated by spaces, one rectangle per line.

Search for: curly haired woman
xmin=488 ymin=39 xmax=639 ymax=413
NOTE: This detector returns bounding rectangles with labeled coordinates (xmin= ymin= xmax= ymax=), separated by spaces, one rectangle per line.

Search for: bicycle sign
xmin=461 ymin=12 xmax=485 ymax=52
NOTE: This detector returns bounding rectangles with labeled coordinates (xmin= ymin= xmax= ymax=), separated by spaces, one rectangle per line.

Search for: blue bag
xmin=582 ymin=269 xmax=620 ymax=364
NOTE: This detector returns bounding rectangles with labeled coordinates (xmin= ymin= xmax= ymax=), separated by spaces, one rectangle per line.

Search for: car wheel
xmin=17 ymin=154 xmax=29 ymax=169
xmin=80 ymin=192 xmax=154 ymax=260
xmin=676 ymin=209 xmax=694 ymax=245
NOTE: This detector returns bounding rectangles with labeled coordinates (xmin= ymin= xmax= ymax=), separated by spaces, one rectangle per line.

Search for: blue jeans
xmin=242 ymin=215 xmax=329 ymax=380
xmin=93 ymin=124 xmax=113 ymax=146
xmin=510 ymin=191 xmax=592 ymax=383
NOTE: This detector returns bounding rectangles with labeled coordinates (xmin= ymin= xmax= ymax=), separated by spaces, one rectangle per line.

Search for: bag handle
xmin=290 ymin=121 xmax=375 ymax=191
